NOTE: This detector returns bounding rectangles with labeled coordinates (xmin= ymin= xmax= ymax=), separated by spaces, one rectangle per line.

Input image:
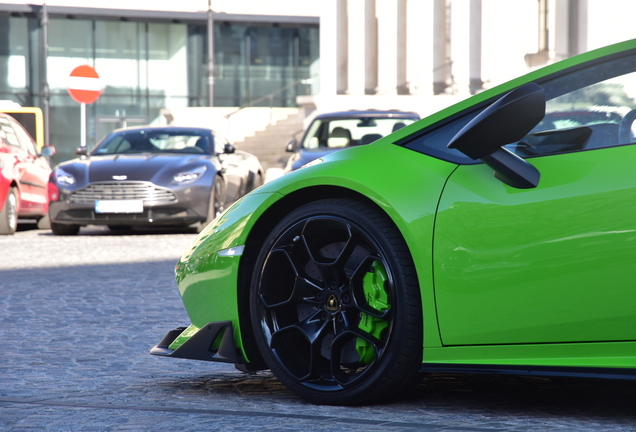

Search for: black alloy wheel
xmin=250 ymin=198 xmax=422 ymax=405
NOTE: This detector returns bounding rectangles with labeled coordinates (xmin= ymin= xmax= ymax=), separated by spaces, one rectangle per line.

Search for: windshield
xmin=92 ymin=129 xmax=212 ymax=155
xmin=301 ymin=117 xmax=417 ymax=149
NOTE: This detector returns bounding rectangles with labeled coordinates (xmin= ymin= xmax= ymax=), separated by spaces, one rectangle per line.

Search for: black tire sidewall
xmin=50 ymin=222 xmax=80 ymax=236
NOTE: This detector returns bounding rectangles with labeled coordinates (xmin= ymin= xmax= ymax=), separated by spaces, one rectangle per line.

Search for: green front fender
xmin=173 ymin=143 xmax=458 ymax=358
xmin=174 ymin=191 xmax=283 ymax=355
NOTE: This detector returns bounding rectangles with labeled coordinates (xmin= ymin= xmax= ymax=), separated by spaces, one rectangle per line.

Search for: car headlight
xmin=56 ymin=168 xmax=76 ymax=186
xmin=172 ymin=165 xmax=207 ymax=184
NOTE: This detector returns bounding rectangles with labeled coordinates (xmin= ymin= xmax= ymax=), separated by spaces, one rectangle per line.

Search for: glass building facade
xmin=0 ymin=10 xmax=319 ymax=163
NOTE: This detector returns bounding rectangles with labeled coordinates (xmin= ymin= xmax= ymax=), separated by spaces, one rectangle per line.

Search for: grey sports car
xmin=48 ymin=126 xmax=263 ymax=235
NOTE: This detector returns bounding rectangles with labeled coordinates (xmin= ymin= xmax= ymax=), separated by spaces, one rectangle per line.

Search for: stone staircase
xmin=233 ymin=110 xmax=306 ymax=171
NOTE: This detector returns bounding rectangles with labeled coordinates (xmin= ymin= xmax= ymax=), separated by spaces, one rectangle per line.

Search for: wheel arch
xmin=236 ymin=185 xmax=419 ymax=369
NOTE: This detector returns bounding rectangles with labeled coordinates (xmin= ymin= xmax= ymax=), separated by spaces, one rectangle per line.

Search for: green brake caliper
xmin=356 ymin=260 xmax=390 ymax=364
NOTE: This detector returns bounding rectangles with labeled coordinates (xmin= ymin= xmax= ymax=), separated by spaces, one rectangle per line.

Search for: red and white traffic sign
xmin=67 ymin=65 xmax=102 ymax=104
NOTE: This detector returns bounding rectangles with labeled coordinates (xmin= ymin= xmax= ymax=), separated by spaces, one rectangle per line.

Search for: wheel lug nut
xmin=329 ymin=281 xmax=337 ymax=290
xmin=342 ymin=294 xmax=351 ymax=303
xmin=337 ymin=315 xmax=344 ymax=322
xmin=321 ymin=312 xmax=328 ymax=320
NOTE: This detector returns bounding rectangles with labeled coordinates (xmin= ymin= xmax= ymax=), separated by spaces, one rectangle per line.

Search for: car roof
xmin=110 ymin=125 xmax=214 ymax=134
xmin=313 ymin=110 xmax=420 ymax=120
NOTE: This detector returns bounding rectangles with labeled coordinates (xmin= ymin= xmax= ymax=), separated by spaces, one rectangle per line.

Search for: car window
xmin=510 ymin=64 xmax=636 ymax=157
xmin=8 ymin=117 xmax=38 ymax=156
xmin=92 ymin=130 xmax=210 ymax=155
xmin=302 ymin=117 xmax=417 ymax=149
xmin=93 ymin=136 xmax=132 ymax=154
xmin=401 ymin=50 xmax=636 ymax=163
xmin=0 ymin=117 xmax=21 ymax=149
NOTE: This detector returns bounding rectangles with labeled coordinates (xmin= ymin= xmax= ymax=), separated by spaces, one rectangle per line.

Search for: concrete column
xmin=318 ymin=0 xmax=339 ymax=96
xmin=405 ymin=0 xmax=433 ymax=96
xmin=553 ymin=0 xmax=569 ymax=61
xmin=396 ymin=0 xmax=408 ymax=94
xmin=469 ymin=0 xmax=483 ymax=94
xmin=364 ymin=0 xmax=378 ymax=94
xmin=524 ymin=0 xmax=551 ymax=68
xmin=376 ymin=0 xmax=397 ymax=95
xmin=336 ymin=0 xmax=348 ymax=94
xmin=433 ymin=0 xmax=451 ymax=94
xmin=347 ymin=0 xmax=366 ymax=95
xmin=568 ymin=0 xmax=587 ymax=56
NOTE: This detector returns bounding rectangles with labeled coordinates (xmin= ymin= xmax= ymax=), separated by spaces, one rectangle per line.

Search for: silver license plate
xmin=95 ymin=200 xmax=143 ymax=214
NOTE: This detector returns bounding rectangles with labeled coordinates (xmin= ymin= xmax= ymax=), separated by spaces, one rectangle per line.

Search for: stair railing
xmin=222 ymin=77 xmax=314 ymax=132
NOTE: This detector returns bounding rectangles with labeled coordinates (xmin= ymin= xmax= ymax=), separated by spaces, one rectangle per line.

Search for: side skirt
xmin=420 ymin=363 xmax=636 ymax=380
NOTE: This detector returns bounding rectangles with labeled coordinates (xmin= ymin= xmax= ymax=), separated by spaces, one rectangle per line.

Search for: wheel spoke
xmin=346 ymin=326 xmax=385 ymax=351
xmin=271 ymin=308 xmax=324 ymax=342
xmin=261 ymin=272 xmax=323 ymax=309
xmin=270 ymin=311 xmax=334 ymax=381
xmin=259 ymin=248 xmax=324 ymax=309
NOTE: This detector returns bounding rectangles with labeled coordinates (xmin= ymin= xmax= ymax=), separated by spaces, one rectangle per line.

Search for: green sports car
xmin=151 ymin=38 xmax=636 ymax=405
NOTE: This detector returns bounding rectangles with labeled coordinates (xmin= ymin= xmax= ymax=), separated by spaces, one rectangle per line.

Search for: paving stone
xmin=1 ymin=225 xmax=635 ymax=431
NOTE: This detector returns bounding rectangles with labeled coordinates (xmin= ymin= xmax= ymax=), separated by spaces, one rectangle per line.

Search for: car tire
xmin=51 ymin=222 xmax=80 ymax=236
xmin=0 ymin=187 xmax=18 ymax=235
xmin=197 ymin=176 xmax=226 ymax=233
xmin=249 ymin=198 xmax=422 ymax=405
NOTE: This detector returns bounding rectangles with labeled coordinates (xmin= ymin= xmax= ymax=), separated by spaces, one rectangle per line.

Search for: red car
xmin=0 ymin=112 xmax=55 ymax=234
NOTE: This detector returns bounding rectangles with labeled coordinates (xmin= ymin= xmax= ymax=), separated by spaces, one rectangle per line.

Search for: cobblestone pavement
xmin=1 ymin=224 xmax=636 ymax=431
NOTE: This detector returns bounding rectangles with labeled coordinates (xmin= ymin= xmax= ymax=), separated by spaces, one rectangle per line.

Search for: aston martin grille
xmin=69 ymin=182 xmax=177 ymax=204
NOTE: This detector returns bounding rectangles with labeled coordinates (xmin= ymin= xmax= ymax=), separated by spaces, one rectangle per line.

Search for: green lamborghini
xmin=152 ymin=38 xmax=636 ymax=405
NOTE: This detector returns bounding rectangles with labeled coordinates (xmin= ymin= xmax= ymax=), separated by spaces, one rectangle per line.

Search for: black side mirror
xmin=223 ymin=143 xmax=236 ymax=154
xmin=448 ymin=83 xmax=545 ymax=189
xmin=75 ymin=147 xmax=88 ymax=156
xmin=286 ymin=138 xmax=298 ymax=152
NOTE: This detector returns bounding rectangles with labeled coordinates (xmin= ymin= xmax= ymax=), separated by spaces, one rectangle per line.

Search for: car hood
xmin=286 ymin=148 xmax=342 ymax=172
xmin=55 ymin=154 xmax=215 ymax=187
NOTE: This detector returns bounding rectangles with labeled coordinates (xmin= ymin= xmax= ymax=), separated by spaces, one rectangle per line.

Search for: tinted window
xmin=402 ymin=50 xmax=636 ymax=163
xmin=303 ymin=117 xmax=417 ymax=149
xmin=0 ymin=117 xmax=21 ymax=149
xmin=8 ymin=117 xmax=38 ymax=156
xmin=92 ymin=129 xmax=210 ymax=155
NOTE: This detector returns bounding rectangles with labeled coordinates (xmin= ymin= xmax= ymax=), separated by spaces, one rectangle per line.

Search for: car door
xmin=6 ymin=116 xmax=50 ymax=215
xmin=433 ymin=50 xmax=636 ymax=346
xmin=0 ymin=117 xmax=33 ymax=212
